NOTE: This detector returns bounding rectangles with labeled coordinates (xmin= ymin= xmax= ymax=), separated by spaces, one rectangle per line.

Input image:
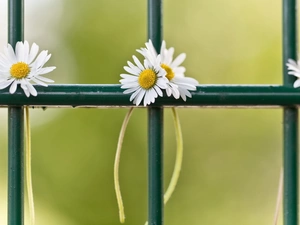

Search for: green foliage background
xmin=0 ymin=0 xmax=285 ymax=224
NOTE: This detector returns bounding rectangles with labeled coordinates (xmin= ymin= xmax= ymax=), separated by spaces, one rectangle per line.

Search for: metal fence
xmin=1 ymin=0 xmax=298 ymax=225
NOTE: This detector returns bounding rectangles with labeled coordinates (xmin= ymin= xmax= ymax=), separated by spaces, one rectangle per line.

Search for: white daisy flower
xmin=120 ymin=53 xmax=168 ymax=106
xmin=0 ymin=41 xmax=56 ymax=97
xmin=286 ymin=58 xmax=300 ymax=88
xmin=138 ymin=40 xmax=199 ymax=101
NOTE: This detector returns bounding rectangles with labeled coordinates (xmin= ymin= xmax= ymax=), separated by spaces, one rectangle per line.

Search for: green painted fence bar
xmin=2 ymin=85 xmax=300 ymax=107
xmin=148 ymin=0 xmax=164 ymax=225
xmin=4 ymin=0 xmax=300 ymax=224
xmin=283 ymin=1 xmax=298 ymax=225
xmin=8 ymin=0 xmax=24 ymax=225
xmin=8 ymin=107 xmax=24 ymax=225
xmin=148 ymin=107 xmax=164 ymax=225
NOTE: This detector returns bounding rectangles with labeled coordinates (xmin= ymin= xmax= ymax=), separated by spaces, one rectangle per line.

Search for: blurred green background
xmin=0 ymin=0 xmax=287 ymax=224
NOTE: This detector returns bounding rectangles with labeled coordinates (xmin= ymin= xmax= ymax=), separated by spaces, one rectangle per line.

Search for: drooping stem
xmin=25 ymin=106 xmax=35 ymax=225
xmin=114 ymin=107 xmax=135 ymax=223
xmin=164 ymin=107 xmax=183 ymax=204
xmin=273 ymin=168 xmax=283 ymax=225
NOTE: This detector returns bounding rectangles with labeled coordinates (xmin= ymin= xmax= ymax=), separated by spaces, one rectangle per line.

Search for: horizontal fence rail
xmin=1 ymin=85 xmax=300 ymax=107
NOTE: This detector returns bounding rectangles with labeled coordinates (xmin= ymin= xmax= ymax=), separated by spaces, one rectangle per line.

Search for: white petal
xmin=21 ymin=82 xmax=30 ymax=97
xmin=179 ymin=90 xmax=187 ymax=101
xmin=20 ymin=80 xmax=28 ymax=89
xmin=293 ymin=79 xmax=300 ymax=88
xmin=136 ymin=49 xmax=147 ymax=58
xmin=43 ymin=53 xmax=51 ymax=65
xmin=143 ymin=90 xmax=151 ymax=106
xmin=0 ymin=79 xmax=14 ymax=89
xmin=144 ymin=59 xmax=150 ymax=69
xmin=34 ymin=75 xmax=54 ymax=83
xmin=135 ymin=89 xmax=145 ymax=106
xmin=120 ymin=78 xmax=131 ymax=84
xmin=287 ymin=64 xmax=300 ymax=73
xmin=287 ymin=59 xmax=297 ymax=66
xmin=184 ymin=77 xmax=199 ymax=85
xmin=124 ymin=66 xmax=139 ymax=75
xmin=165 ymin=47 xmax=174 ymax=65
xmin=173 ymin=66 xmax=186 ymax=74
xmin=145 ymin=40 xmax=157 ymax=57
xmin=0 ymin=76 xmax=7 ymax=81
xmin=160 ymin=40 xmax=166 ymax=62
xmin=36 ymin=66 xmax=56 ymax=75
xmin=288 ymin=71 xmax=300 ymax=77
xmin=150 ymin=87 xmax=158 ymax=99
xmin=121 ymin=84 xmax=140 ymax=93
xmin=5 ymin=44 xmax=17 ymax=64
xmin=26 ymin=82 xmax=37 ymax=96
xmin=31 ymin=77 xmax=48 ymax=87
xmin=123 ymin=86 xmax=140 ymax=94
xmin=120 ymin=74 xmax=138 ymax=80
xmin=146 ymin=89 xmax=156 ymax=103
xmin=169 ymin=83 xmax=180 ymax=99
xmin=23 ymin=41 xmax=30 ymax=63
xmin=31 ymin=50 xmax=47 ymax=69
xmin=9 ymin=80 xmax=18 ymax=94
xmin=132 ymin=55 xmax=144 ymax=71
xmin=155 ymin=54 xmax=162 ymax=66
xmin=149 ymin=88 xmax=157 ymax=103
xmin=129 ymin=88 xmax=142 ymax=101
xmin=166 ymin=87 xmax=172 ymax=96
xmin=178 ymin=87 xmax=192 ymax=101
xmin=171 ymin=53 xmax=186 ymax=68
xmin=156 ymin=77 xmax=168 ymax=89
xmin=120 ymin=78 xmax=138 ymax=84
xmin=16 ymin=42 xmax=25 ymax=62
xmin=143 ymin=90 xmax=154 ymax=106
xmin=121 ymin=82 xmax=139 ymax=89
xmin=0 ymin=52 xmax=11 ymax=66
xmin=144 ymin=47 xmax=158 ymax=66
xmin=173 ymin=77 xmax=199 ymax=88
xmin=157 ymin=68 xmax=167 ymax=77
xmin=145 ymin=54 xmax=156 ymax=67
xmin=153 ymin=85 xmax=163 ymax=97
xmin=127 ymin=61 xmax=142 ymax=73
xmin=175 ymin=82 xmax=197 ymax=90
xmin=28 ymin=43 xmax=39 ymax=64
xmin=120 ymin=79 xmax=138 ymax=85
xmin=0 ymin=67 xmax=10 ymax=74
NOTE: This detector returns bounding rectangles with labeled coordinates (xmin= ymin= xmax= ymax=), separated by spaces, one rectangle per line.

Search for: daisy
xmin=120 ymin=52 xmax=168 ymax=106
xmin=138 ymin=40 xmax=199 ymax=101
xmin=286 ymin=58 xmax=300 ymax=88
xmin=0 ymin=41 xmax=56 ymax=97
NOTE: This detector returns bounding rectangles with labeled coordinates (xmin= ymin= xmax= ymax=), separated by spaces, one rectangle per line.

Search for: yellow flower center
xmin=10 ymin=62 xmax=30 ymax=79
xmin=161 ymin=64 xmax=174 ymax=81
xmin=138 ymin=69 xmax=157 ymax=89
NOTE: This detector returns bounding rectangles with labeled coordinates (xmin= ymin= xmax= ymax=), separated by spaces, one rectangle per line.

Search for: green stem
xmin=25 ymin=106 xmax=35 ymax=225
xmin=114 ymin=107 xmax=134 ymax=223
xmin=164 ymin=108 xmax=183 ymax=204
xmin=273 ymin=168 xmax=283 ymax=225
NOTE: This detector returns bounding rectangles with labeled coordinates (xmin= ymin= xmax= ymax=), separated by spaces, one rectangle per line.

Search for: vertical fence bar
xmin=283 ymin=1 xmax=298 ymax=225
xmin=8 ymin=0 xmax=24 ymax=225
xmin=148 ymin=0 xmax=163 ymax=225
